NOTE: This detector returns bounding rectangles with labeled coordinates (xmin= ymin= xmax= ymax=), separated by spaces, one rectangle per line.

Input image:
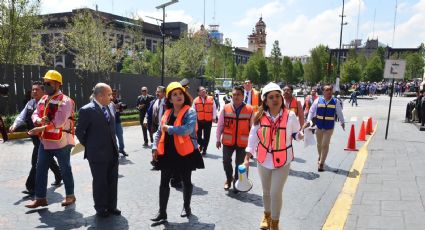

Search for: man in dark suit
xmin=75 ymin=83 xmax=121 ymax=217
xmin=136 ymin=86 xmax=155 ymax=147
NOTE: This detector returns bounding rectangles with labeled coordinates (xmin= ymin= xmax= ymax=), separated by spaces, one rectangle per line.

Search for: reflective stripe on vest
xmin=194 ymin=96 xmax=214 ymax=121
xmin=316 ymin=97 xmax=336 ymax=130
xmin=251 ymin=90 xmax=260 ymax=112
xmin=157 ymin=105 xmax=195 ymax=156
xmin=222 ymin=104 xmax=253 ymax=148
xmin=256 ymin=109 xmax=292 ymax=168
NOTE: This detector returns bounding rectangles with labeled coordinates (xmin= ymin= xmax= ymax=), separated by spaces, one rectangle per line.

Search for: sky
xmin=40 ymin=0 xmax=425 ymax=56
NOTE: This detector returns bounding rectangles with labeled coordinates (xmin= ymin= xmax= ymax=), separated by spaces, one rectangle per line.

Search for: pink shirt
xmin=32 ymin=92 xmax=75 ymax=150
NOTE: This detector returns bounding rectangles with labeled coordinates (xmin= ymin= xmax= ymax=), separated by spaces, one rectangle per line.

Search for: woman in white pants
xmin=244 ymin=82 xmax=303 ymax=230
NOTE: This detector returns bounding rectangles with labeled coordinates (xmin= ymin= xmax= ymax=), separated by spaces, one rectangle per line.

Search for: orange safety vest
xmin=286 ymin=97 xmax=299 ymax=114
xmin=37 ymin=93 xmax=75 ymax=141
xmin=304 ymin=95 xmax=318 ymax=114
xmin=256 ymin=109 xmax=292 ymax=168
xmin=222 ymin=103 xmax=253 ymax=148
xmin=251 ymin=89 xmax=260 ymax=112
xmin=157 ymin=105 xmax=195 ymax=156
xmin=194 ymin=96 xmax=214 ymax=121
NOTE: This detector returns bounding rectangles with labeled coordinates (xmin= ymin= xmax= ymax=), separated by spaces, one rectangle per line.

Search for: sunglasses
xmin=43 ymin=82 xmax=53 ymax=87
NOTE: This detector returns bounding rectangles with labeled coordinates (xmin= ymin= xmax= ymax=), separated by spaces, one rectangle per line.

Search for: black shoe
xmin=180 ymin=206 xmax=191 ymax=218
xmin=51 ymin=181 xmax=62 ymax=187
xmin=233 ymin=188 xmax=240 ymax=194
xmin=202 ymin=150 xmax=207 ymax=156
xmin=108 ymin=208 xmax=121 ymax=215
xmin=120 ymin=151 xmax=129 ymax=157
xmin=22 ymin=190 xmax=35 ymax=195
xmin=96 ymin=210 xmax=109 ymax=218
xmin=143 ymin=143 xmax=149 ymax=147
xmin=151 ymin=212 xmax=167 ymax=221
xmin=170 ymin=178 xmax=182 ymax=188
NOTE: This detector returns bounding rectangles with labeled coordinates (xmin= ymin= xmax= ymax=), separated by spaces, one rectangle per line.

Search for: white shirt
xmin=12 ymin=99 xmax=37 ymax=128
xmin=244 ymin=90 xmax=252 ymax=105
xmin=245 ymin=109 xmax=302 ymax=169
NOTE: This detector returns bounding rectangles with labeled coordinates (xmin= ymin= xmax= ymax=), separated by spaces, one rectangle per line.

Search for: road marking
xmin=350 ymin=116 xmax=357 ymax=122
xmin=322 ymin=123 xmax=378 ymax=230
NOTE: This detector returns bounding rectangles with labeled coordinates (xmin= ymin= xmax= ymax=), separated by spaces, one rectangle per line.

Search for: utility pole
xmin=336 ymin=0 xmax=346 ymax=93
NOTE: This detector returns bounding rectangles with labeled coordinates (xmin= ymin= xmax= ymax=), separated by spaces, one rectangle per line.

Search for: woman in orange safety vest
xmin=151 ymin=82 xmax=204 ymax=222
xmin=243 ymin=82 xmax=304 ymax=230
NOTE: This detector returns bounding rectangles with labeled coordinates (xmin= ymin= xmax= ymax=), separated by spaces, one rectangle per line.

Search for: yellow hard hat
xmin=43 ymin=70 xmax=63 ymax=85
xmin=166 ymin=82 xmax=185 ymax=97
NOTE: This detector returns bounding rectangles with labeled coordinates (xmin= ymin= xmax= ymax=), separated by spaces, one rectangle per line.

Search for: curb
xmin=7 ymin=120 xmax=141 ymax=140
xmin=322 ymin=123 xmax=378 ymax=230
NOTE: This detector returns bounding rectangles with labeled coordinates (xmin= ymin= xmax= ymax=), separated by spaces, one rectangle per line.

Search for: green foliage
xmin=304 ymin=44 xmax=328 ymax=84
xmin=66 ymin=10 xmax=120 ymax=74
xmin=404 ymin=52 xmax=424 ymax=80
xmin=0 ymin=0 xmax=43 ymax=65
xmin=243 ymin=51 xmax=268 ymax=85
xmin=341 ymin=59 xmax=361 ymax=83
xmin=236 ymin=64 xmax=245 ymax=81
xmin=257 ymin=58 xmax=268 ymax=85
xmin=269 ymin=40 xmax=282 ymax=82
xmin=281 ymin=56 xmax=295 ymax=83
xmin=292 ymin=60 xmax=304 ymax=83
xmin=363 ymin=55 xmax=383 ymax=82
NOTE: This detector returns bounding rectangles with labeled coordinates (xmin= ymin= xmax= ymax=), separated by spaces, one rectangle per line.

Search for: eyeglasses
xmin=43 ymin=82 xmax=52 ymax=87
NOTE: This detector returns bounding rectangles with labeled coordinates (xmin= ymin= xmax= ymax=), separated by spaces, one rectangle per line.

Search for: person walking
xmin=216 ymin=85 xmax=253 ymax=192
xmin=25 ymin=70 xmax=76 ymax=208
xmin=76 ymin=83 xmax=121 ymax=217
xmin=9 ymin=81 xmax=62 ymax=195
xmin=193 ymin=86 xmax=217 ymax=155
xmin=303 ymin=87 xmax=318 ymax=119
xmin=303 ymin=84 xmax=345 ymax=172
xmin=112 ymin=89 xmax=128 ymax=157
xmin=151 ymin=82 xmax=204 ymax=222
xmin=283 ymin=85 xmax=304 ymax=127
xmin=137 ymin=86 xmax=155 ymax=147
xmin=243 ymin=80 xmax=261 ymax=112
xmin=243 ymin=82 xmax=304 ymax=230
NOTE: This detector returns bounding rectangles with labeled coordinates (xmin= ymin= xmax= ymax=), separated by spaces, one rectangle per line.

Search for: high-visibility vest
xmin=286 ymin=97 xmax=299 ymax=114
xmin=304 ymin=95 xmax=318 ymax=114
xmin=316 ymin=97 xmax=336 ymax=130
xmin=256 ymin=109 xmax=292 ymax=168
xmin=251 ymin=89 xmax=260 ymax=112
xmin=194 ymin=96 xmax=214 ymax=121
xmin=222 ymin=103 xmax=253 ymax=148
xmin=157 ymin=105 xmax=195 ymax=156
xmin=37 ymin=93 xmax=75 ymax=141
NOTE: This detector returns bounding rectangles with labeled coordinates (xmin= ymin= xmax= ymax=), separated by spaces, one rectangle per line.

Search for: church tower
xmin=248 ymin=17 xmax=267 ymax=55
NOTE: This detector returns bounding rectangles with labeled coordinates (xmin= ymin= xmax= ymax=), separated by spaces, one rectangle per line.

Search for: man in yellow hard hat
xmin=25 ymin=70 xmax=77 ymax=209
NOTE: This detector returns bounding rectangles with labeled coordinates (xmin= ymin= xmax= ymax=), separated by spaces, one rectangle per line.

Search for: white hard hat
xmin=261 ymin=82 xmax=283 ymax=100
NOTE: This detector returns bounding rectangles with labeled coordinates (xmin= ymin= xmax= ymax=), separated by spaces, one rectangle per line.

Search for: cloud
xmin=40 ymin=0 xmax=92 ymax=14
xmin=136 ymin=9 xmax=202 ymax=32
xmin=234 ymin=1 xmax=285 ymax=27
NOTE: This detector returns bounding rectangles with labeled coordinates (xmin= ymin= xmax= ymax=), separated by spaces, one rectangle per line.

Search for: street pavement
xmin=0 ymin=95 xmax=423 ymax=230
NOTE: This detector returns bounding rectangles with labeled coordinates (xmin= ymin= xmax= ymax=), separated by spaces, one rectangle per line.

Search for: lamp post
xmin=336 ymin=0 xmax=347 ymax=92
xmin=156 ymin=0 xmax=178 ymax=86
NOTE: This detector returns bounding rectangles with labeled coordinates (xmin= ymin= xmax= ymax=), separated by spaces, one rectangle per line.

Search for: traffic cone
xmin=344 ymin=124 xmax=358 ymax=151
xmin=366 ymin=117 xmax=374 ymax=135
xmin=357 ymin=121 xmax=366 ymax=141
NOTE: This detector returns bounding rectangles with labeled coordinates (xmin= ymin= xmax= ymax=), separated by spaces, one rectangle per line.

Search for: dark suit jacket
xmin=136 ymin=94 xmax=155 ymax=115
xmin=75 ymin=101 xmax=118 ymax=162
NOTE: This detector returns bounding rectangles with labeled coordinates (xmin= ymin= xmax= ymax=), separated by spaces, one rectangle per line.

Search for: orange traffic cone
xmin=357 ymin=121 xmax=366 ymax=141
xmin=344 ymin=124 xmax=358 ymax=151
xmin=366 ymin=117 xmax=374 ymax=135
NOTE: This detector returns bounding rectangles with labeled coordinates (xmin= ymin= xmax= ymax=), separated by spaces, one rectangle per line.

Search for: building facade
xmin=248 ymin=17 xmax=267 ymax=56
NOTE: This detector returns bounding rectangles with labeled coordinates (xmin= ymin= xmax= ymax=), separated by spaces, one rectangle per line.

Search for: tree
xmin=404 ymin=52 xmax=424 ymax=80
xmin=205 ymin=41 xmax=224 ymax=81
xmin=257 ymin=58 xmax=268 ymax=85
xmin=341 ymin=59 xmax=361 ymax=83
xmin=304 ymin=45 xmax=328 ymax=84
xmin=292 ymin=60 xmax=304 ymax=83
xmin=243 ymin=50 xmax=268 ymax=85
xmin=243 ymin=61 xmax=259 ymax=84
xmin=175 ymin=32 xmax=206 ymax=78
xmin=363 ymin=55 xmax=383 ymax=82
xmin=281 ymin=56 xmax=295 ymax=83
xmin=0 ymin=0 xmax=43 ymax=65
xmin=269 ymin=40 xmax=282 ymax=82
xmin=66 ymin=10 xmax=119 ymax=74
xmin=236 ymin=64 xmax=245 ymax=81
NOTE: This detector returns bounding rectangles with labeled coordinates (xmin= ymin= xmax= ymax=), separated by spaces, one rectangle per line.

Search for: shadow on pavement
xmin=172 ymin=184 xmax=208 ymax=196
xmin=202 ymin=153 xmax=222 ymax=160
xmin=293 ymin=157 xmax=307 ymax=163
xmin=289 ymin=169 xmax=320 ymax=180
xmin=14 ymin=194 xmax=33 ymax=205
xmin=325 ymin=166 xmax=359 ymax=178
xmin=226 ymin=191 xmax=263 ymax=207
xmin=163 ymin=214 xmax=215 ymax=230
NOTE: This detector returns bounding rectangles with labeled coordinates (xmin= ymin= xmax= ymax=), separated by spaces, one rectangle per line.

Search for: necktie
xmin=102 ymin=106 xmax=110 ymax=122
xmin=244 ymin=92 xmax=249 ymax=104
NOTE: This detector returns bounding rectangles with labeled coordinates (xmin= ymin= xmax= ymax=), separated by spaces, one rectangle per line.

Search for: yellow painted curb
xmin=122 ymin=120 xmax=140 ymax=127
xmin=322 ymin=123 xmax=378 ymax=230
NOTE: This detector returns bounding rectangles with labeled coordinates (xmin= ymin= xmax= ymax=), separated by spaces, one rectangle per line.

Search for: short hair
xmin=232 ymin=85 xmax=244 ymax=94
xmin=156 ymin=86 xmax=165 ymax=93
xmin=283 ymin=84 xmax=293 ymax=91
xmin=93 ymin=83 xmax=110 ymax=96
xmin=311 ymin=87 xmax=317 ymax=92
xmin=197 ymin=86 xmax=205 ymax=92
xmin=32 ymin=81 xmax=44 ymax=90
xmin=112 ymin=89 xmax=117 ymax=93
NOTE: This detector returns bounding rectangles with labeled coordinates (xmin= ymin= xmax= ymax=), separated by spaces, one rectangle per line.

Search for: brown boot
xmin=61 ymin=195 xmax=76 ymax=206
xmin=259 ymin=211 xmax=271 ymax=229
xmin=25 ymin=198 xmax=48 ymax=208
xmin=270 ymin=219 xmax=279 ymax=230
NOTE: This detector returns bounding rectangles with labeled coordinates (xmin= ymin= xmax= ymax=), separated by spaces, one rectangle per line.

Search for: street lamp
xmin=336 ymin=0 xmax=347 ymax=93
xmin=156 ymin=0 xmax=178 ymax=86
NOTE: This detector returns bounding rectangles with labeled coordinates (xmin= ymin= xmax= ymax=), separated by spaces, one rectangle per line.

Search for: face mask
xmin=44 ymin=85 xmax=55 ymax=96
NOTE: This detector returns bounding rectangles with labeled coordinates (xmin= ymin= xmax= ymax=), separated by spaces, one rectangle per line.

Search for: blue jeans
xmin=35 ymin=143 xmax=74 ymax=199
xmin=115 ymin=122 xmax=125 ymax=152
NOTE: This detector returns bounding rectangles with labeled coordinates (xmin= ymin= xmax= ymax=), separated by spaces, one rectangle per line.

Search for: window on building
xmin=146 ymin=39 xmax=152 ymax=51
